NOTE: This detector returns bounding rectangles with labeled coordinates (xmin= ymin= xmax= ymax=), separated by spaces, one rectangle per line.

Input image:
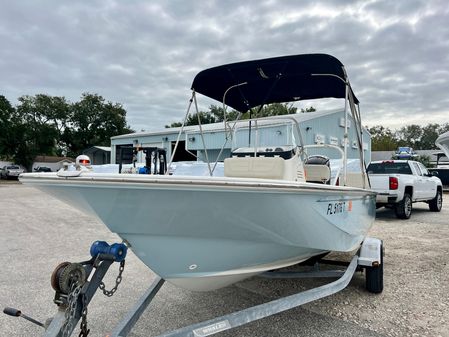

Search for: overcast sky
xmin=1 ymin=0 xmax=448 ymax=132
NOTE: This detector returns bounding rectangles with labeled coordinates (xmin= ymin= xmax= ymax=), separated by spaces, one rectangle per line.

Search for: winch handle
xmin=3 ymin=307 xmax=45 ymax=328
xmin=3 ymin=307 xmax=21 ymax=317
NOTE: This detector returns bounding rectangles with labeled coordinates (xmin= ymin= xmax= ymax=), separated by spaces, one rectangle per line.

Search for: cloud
xmin=0 ymin=0 xmax=448 ymax=132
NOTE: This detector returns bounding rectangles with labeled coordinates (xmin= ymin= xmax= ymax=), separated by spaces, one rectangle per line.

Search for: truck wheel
xmin=395 ymin=193 xmax=412 ymax=219
xmin=365 ymin=242 xmax=384 ymax=294
xmin=429 ymin=190 xmax=442 ymax=212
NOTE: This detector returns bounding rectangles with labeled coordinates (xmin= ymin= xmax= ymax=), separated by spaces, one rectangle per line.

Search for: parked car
xmin=393 ymin=147 xmax=417 ymax=160
xmin=367 ymin=160 xmax=443 ymax=219
xmin=0 ymin=165 xmax=25 ymax=180
xmin=34 ymin=166 xmax=52 ymax=172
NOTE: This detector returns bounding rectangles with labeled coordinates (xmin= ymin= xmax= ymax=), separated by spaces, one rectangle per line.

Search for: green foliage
xmin=165 ymin=105 xmax=238 ymax=128
xmin=415 ymin=155 xmax=432 ymax=168
xmin=419 ymin=124 xmax=440 ymax=150
xmin=396 ymin=124 xmax=422 ymax=148
xmin=369 ymin=123 xmax=449 ymax=151
xmin=65 ymin=93 xmax=133 ymax=157
xmin=301 ymin=106 xmax=316 ymax=113
xmin=368 ymin=125 xmax=399 ymax=151
xmin=0 ymin=93 xmax=133 ymax=169
xmin=165 ymin=103 xmax=305 ymax=128
xmin=15 ymin=95 xmax=67 ymax=168
xmin=0 ymin=95 xmax=16 ymax=159
xmin=255 ymin=103 xmax=298 ymax=117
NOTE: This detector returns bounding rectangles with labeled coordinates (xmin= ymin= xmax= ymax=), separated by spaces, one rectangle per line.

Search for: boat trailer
xmin=3 ymin=237 xmax=383 ymax=337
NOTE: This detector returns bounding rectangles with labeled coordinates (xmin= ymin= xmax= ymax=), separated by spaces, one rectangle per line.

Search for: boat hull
xmin=21 ymin=173 xmax=376 ymax=291
xmin=436 ymin=131 xmax=449 ymax=159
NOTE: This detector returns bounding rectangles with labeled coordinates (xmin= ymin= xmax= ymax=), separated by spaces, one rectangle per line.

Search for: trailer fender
xmin=358 ymin=237 xmax=383 ymax=267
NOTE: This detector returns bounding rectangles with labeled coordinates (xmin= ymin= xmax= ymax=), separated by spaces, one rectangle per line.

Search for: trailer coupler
xmin=3 ymin=240 xmax=127 ymax=337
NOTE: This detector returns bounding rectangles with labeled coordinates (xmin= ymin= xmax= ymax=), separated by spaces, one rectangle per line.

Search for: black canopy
xmin=191 ymin=53 xmax=358 ymax=112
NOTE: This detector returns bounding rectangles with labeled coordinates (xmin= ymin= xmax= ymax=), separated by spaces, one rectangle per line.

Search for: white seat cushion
xmin=224 ymin=157 xmax=285 ymax=180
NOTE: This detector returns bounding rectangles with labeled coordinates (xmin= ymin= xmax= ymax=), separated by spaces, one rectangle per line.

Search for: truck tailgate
xmin=368 ymin=174 xmax=392 ymax=192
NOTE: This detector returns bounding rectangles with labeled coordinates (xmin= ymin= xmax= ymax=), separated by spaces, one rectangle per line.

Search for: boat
xmin=20 ymin=54 xmax=376 ymax=291
xmin=431 ymin=131 xmax=449 ymax=185
xmin=435 ymin=131 xmax=449 ymax=163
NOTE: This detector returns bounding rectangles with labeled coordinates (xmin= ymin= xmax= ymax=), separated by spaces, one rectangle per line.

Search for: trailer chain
xmin=99 ymin=260 xmax=125 ymax=297
xmin=62 ymin=283 xmax=82 ymax=337
xmin=78 ymin=293 xmax=90 ymax=337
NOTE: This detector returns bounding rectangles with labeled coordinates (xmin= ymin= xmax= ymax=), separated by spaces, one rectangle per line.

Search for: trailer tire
xmin=365 ymin=243 xmax=384 ymax=294
xmin=395 ymin=193 xmax=412 ymax=219
xmin=429 ymin=190 xmax=442 ymax=212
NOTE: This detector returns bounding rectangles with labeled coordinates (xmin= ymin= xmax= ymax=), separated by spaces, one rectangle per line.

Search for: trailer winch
xmin=4 ymin=240 xmax=127 ymax=337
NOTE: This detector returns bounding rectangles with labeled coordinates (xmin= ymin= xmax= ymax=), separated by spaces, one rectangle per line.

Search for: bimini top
xmin=191 ymin=53 xmax=358 ymax=112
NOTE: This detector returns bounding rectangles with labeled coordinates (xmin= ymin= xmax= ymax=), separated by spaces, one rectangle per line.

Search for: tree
xmin=255 ymin=103 xmax=298 ymax=117
xmin=17 ymin=95 xmax=70 ymax=157
xmin=165 ymin=103 xmax=305 ymax=128
xmin=1 ymin=93 xmax=134 ymax=168
xmin=6 ymin=95 xmax=69 ymax=169
xmin=419 ymin=124 xmax=441 ymax=150
xmin=209 ymin=105 xmax=240 ymax=122
xmin=397 ymin=124 xmax=422 ymax=148
xmin=368 ymin=123 xmax=449 ymax=152
xmin=368 ymin=125 xmax=399 ymax=151
xmin=301 ymin=106 xmax=316 ymax=113
xmin=414 ymin=155 xmax=432 ymax=167
xmin=64 ymin=93 xmax=133 ymax=157
xmin=0 ymin=95 xmax=16 ymax=159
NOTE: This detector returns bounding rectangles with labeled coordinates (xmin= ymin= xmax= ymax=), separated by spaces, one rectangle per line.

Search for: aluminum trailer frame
xmin=110 ymin=256 xmax=359 ymax=337
xmin=3 ymin=238 xmax=383 ymax=337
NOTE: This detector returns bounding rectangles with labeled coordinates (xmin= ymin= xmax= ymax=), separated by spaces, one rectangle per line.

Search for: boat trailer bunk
xmin=3 ymin=238 xmax=384 ymax=337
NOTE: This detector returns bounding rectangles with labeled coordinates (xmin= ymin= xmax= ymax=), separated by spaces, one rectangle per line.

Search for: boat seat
xmin=224 ymin=156 xmax=285 ymax=180
xmin=304 ymin=164 xmax=330 ymax=183
xmin=345 ymin=172 xmax=369 ymax=189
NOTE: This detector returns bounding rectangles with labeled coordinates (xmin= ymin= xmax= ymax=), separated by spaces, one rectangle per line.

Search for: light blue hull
xmin=21 ymin=173 xmax=376 ymax=290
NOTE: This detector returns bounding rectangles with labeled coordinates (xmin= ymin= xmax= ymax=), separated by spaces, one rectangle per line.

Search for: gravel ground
xmin=0 ymin=182 xmax=448 ymax=337
xmin=303 ymin=200 xmax=449 ymax=337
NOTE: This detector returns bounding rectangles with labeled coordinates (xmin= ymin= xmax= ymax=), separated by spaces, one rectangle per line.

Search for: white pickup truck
xmin=367 ymin=160 xmax=443 ymax=219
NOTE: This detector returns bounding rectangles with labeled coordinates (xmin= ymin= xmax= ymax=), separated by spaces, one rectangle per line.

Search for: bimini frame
xmin=167 ymin=68 xmax=369 ymax=189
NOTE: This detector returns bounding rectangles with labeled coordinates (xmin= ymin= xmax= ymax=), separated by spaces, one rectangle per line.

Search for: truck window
xmin=418 ymin=163 xmax=428 ymax=175
xmin=412 ymin=162 xmax=422 ymax=176
xmin=367 ymin=162 xmax=413 ymax=175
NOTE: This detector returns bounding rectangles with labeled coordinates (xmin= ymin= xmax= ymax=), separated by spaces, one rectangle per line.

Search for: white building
xmin=110 ymin=109 xmax=371 ymax=165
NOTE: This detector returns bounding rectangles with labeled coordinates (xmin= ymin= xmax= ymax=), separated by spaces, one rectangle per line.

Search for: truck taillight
xmin=389 ymin=177 xmax=398 ymax=190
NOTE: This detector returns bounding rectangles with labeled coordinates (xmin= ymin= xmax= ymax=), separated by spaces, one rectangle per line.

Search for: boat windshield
xmin=231 ymin=119 xmax=297 ymax=150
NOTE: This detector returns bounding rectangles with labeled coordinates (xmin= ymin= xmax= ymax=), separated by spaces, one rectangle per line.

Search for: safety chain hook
xmin=78 ymin=293 xmax=90 ymax=337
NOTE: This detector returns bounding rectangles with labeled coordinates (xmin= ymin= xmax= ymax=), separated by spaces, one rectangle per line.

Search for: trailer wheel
xmin=395 ymin=193 xmax=412 ymax=219
xmin=365 ymin=243 xmax=384 ymax=294
xmin=429 ymin=190 xmax=442 ymax=212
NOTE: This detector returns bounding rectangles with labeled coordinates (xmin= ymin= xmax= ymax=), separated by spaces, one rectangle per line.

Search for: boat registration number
xmin=326 ymin=200 xmax=352 ymax=215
